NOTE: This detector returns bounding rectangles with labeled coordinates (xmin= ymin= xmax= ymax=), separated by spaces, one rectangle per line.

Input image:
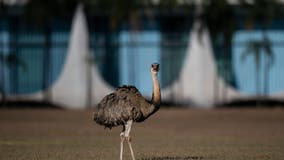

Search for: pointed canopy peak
xmin=75 ymin=3 xmax=84 ymax=14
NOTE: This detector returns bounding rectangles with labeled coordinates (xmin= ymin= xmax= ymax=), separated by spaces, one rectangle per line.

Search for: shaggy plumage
xmin=94 ymin=85 xmax=153 ymax=129
xmin=93 ymin=63 xmax=160 ymax=129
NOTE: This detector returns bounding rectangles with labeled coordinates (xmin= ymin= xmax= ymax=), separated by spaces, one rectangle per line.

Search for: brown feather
xmin=93 ymin=64 xmax=161 ymax=129
xmin=93 ymin=85 xmax=153 ymax=129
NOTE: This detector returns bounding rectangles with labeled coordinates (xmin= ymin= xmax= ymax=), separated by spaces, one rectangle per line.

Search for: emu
xmin=93 ymin=63 xmax=161 ymax=160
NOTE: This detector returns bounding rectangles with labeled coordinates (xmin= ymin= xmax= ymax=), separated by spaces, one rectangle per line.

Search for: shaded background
xmin=1 ymin=0 xmax=284 ymax=107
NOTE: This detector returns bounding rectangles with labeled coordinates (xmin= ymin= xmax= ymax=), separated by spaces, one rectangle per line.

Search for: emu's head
xmin=151 ymin=63 xmax=160 ymax=73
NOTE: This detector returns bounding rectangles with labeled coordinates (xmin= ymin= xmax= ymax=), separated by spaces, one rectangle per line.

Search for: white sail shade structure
xmin=0 ymin=4 xmax=113 ymax=109
xmin=49 ymin=4 xmax=113 ymax=108
xmin=162 ymin=20 xmax=244 ymax=108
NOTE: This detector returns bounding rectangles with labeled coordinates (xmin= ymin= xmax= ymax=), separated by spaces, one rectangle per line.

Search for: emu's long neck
xmin=140 ymin=72 xmax=161 ymax=121
xmin=151 ymin=72 xmax=161 ymax=105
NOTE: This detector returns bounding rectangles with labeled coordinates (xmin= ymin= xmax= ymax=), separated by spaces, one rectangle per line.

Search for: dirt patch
xmin=0 ymin=107 xmax=283 ymax=160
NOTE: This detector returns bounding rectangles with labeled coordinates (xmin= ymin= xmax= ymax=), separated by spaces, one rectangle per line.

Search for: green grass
xmin=0 ymin=108 xmax=284 ymax=160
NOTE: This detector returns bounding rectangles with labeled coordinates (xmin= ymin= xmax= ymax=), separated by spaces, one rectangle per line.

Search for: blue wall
xmin=119 ymin=31 xmax=161 ymax=96
xmin=233 ymin=30 xmax=284 ymax=94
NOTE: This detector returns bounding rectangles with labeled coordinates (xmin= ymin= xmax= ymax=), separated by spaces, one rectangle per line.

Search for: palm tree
xmin=24 ymin=0 xmax=79 ymax=100
xmin=240 ymin=0 xmax=281 ymax=96
xmin=241 ymin=34 xmax=273 ymax=96
xmin=0 ymin=53 xmax=26 ymax=102
xmin=262 ymin=33 xmax=274 ymax=95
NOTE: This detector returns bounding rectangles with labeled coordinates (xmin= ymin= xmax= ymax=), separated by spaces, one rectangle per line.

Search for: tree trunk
xmin=263 ymin=59 xmax=270 ymax=96
xmin=0 ymin=54 xmax=6 ymax=104
xmin=223 ymin=33 xmax=233 ymax=102
xmin=256 ymin=64 xmax=260 ymax=96
xmin=43 ymin=24 xmax=51 ymax=101
xmin=255 ymin=62 xmax=261 ymax=107
xmin=262 ymin=30 xmax=270 ymax=97
xmin=86 ymin=51 xmax=93 ymax=108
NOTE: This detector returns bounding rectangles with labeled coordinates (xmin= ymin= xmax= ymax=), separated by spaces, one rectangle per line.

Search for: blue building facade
xmin=1 ymin=6 xmax=284 ymax=100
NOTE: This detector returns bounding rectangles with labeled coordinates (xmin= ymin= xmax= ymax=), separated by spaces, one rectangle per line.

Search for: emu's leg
xmin=120 ymin=126 xmax=125 ymax=160
xmin=125 ymin=120 xmax=135 ymax=160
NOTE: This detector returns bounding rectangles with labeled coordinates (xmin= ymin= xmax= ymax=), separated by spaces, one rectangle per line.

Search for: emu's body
xmin=93 ymin=63 xmax=161 ymax=160
xmin=94 ymin=85 xmax=159 ymax=128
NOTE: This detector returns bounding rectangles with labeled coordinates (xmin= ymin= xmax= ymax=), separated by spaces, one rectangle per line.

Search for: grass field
xmin=0 ymin=107 xmax=284 ymax=160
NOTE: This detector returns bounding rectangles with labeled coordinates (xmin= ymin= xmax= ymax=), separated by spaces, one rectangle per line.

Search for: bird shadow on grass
xmin=139 ymin=156 xmax=213 ymax=160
